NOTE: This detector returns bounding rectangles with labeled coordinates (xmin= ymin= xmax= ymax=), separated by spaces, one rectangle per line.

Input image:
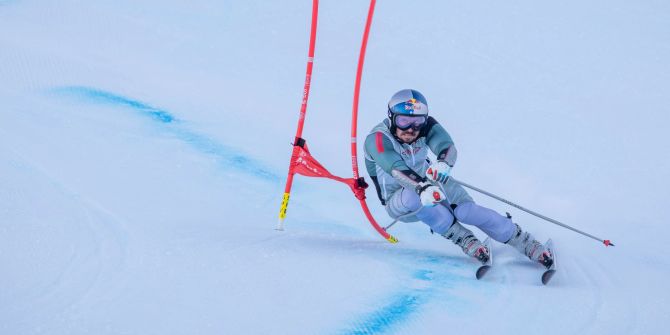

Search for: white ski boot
xmin=443 ymin=222 xmax=490 ymax=264
xmin=506 ymin=224 xmax=553 ymax=269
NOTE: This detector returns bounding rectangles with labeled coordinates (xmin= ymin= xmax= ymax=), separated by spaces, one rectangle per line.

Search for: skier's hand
xmin=426 ymin=161 xmax=452 ymax=184
xmin=416 ymin=181 xmax=445 ymax=206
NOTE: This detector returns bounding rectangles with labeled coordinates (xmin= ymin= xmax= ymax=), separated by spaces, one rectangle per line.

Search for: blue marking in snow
xmin=339 ymin=251 xmax=486 ymax=335
xmin=412 ymin=269 xmax=433 ymax=280
xmin=53 ymin=86 xmax=175 ymax=123
xmin=52 ymin=86 xmax=279 ymax=182
xmin=422 ymin=255 xmax=443 ymax=264
xmin=344 ymin=294 xmax=424 ymax=335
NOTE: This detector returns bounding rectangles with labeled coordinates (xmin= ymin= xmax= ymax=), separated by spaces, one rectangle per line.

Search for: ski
xmin=541 ymin=239 xmax=557 ymax=285
xmin=475 ymin=237 xmax=493 ymax=280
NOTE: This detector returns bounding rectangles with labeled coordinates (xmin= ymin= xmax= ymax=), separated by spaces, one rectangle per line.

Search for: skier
xmin=364 ymin=89 xmax=553 ymax=268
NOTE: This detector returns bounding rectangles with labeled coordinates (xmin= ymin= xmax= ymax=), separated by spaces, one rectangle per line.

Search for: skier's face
xmin=395 ymin=127 xmax=420 ymax=144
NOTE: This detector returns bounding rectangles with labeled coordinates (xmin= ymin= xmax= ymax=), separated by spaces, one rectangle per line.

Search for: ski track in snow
xmin=573 ymin=257 xmax=638 ymax=334
xmin=0 ymin=147 xmax=130 ymax=333
xmin=49 ymin=86 xmax=280 ymax=183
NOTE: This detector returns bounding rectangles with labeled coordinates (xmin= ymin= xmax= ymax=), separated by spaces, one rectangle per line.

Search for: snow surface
xmin=1 ymin=1 xmax=669 ymax=334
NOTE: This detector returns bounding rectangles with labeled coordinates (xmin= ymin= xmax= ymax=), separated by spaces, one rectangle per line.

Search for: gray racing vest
xmin=363 ymin=119 xmax=472 ymax=206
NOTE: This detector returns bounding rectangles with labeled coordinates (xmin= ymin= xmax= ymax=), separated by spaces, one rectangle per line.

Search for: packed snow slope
xmin=1 ymin=1 xmax=669 ymax=334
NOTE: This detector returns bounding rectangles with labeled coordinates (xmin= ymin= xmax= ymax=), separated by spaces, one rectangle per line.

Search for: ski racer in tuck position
xmin=364 ymin=89 xmax=553 ymax=268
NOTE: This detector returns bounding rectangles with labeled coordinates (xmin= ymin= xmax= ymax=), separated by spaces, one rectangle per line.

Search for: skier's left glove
xmin=416 ymin=181 xmax=446 ymax=206
xmin=426 ymin=161 xmax=452 ymax=184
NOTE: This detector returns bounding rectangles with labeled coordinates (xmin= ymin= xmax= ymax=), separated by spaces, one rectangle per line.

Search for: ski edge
xmin=476 ymin=265 xmax=491 ymax=280
xmin=541 ymin=238 xmax=557 ymax=285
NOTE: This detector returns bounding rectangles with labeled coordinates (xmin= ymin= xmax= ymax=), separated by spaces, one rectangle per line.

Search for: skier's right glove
xmin=416 ymin=181 xmax=446 ymax=207
xmin=426 ymin=161 xmax=452 ymax=184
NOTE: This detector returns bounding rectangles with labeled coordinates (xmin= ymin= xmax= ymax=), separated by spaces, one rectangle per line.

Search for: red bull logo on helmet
xmin=389 ymin=90 xmax=428 ymax=116
xmin=403 ymin=98 xmax=423 ymax=113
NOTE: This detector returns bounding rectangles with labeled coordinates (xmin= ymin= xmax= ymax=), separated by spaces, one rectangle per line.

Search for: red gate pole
xmin=277 ymin=0 xmax=319 ymax=230
xmin=350 ymin=0 xmax=397 ymax=243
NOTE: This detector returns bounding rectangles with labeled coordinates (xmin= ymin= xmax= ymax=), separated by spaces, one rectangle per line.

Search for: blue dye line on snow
xmin=413 ymin=269 xmax=433 ymax=281
xmin=52 ymin=86 xmax=279 ymax=182
xmin=344 ymin=294 xmax=426 ymax=335
xmin=53 ymin=86 xmax=175 ymax=123
xmin=338 ymin=251 xmax=482 ymax=335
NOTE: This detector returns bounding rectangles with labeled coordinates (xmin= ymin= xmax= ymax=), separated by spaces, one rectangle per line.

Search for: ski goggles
xmin=394 ymin=115 xmax=427 ymax=131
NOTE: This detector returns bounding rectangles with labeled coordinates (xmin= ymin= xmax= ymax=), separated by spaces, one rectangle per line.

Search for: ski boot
xmin=506 ymin=223 xmax=554 ymax=269
xmin=443 ymin=222 xmax=490 ymax=264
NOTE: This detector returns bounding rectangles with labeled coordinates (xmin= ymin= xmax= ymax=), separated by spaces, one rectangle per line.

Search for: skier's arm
xmin=364 ymin=132 xmax=425 ymax=190
xmin=425 ymin=117 xmax=457 ymax=166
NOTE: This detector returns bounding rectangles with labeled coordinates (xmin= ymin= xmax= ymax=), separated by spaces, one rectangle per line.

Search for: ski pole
xmin=450 ymin=177 xmax=614 ymax=247
xmin=383 ymin=208 xmax=422 ymax=231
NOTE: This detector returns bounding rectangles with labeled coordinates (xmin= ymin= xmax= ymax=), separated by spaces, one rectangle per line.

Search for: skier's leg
xmin=385 ymin=187 xmax=454 ymax=234
xmin=387 ymin=189 xmax=488 ymax=261
xmin=454 ymin=201 xmax=552 ymax=266
xmin=452 ymin=201 xmax=516 ymax=242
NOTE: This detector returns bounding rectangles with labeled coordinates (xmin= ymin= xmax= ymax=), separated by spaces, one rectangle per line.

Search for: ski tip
xmin=476 ymin=265 xmax=491 ymax=280
xmin=603 ymin=239 xmax=615 ymax=247
xmin=541 ymin=269 xmax=556 ymax=285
